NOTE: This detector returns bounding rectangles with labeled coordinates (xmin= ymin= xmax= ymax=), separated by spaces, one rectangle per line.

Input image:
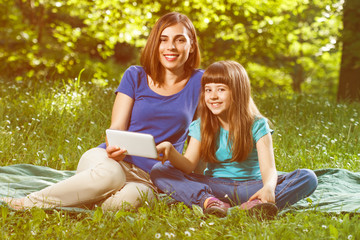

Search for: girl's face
xmin=158 ymin=23 xmax=193 ymax=74
xmin=204 ymin=83 xmax=231 ymax=121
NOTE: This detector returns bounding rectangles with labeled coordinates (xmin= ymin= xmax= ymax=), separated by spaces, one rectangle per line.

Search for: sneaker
xmin=203 ymin=197 xmax=230 ymax=218
xmin=240 ymin=199 xmax=278 ymax=220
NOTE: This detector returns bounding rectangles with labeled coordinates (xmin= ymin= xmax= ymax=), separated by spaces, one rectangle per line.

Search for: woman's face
xmin=158 ymin=23 xmax=193 ymax=74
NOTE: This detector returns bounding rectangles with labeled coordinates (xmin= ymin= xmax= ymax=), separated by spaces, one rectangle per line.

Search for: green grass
xmin=1 ymin=77 xmax=360 ymax=239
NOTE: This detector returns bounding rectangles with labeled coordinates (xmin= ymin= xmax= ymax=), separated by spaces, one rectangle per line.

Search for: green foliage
xmin=0 ymin=0 xmax=343 ymax=94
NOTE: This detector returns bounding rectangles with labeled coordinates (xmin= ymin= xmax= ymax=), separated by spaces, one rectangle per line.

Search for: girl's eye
xmin=177 ymin=38 xmax=186 ymax=42
xmin=218 ymin=88 xmax=225 ymax=92
xmin=205 ymin=88 xmax=211 ymax=92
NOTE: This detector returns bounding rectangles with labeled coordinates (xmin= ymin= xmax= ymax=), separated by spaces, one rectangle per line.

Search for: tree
xmin=337 ymin=0 xmax=360 ymax=102
xmin=0 ymin=0 xmax=343 ymax=95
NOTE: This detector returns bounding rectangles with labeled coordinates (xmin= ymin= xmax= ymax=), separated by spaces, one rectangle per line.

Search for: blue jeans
xmin=150 ymin=161 xmax=318 ymax=210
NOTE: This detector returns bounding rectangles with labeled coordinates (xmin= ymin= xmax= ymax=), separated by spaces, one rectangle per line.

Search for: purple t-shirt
xmin=99 ymin=66 xmax=203 ymax=173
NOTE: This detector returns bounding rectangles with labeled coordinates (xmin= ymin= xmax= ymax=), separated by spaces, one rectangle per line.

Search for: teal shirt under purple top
xmin=189 ymin=117 xmax=273 ymax=181
xmin=98 ymin=66 xmax=204 ymax=173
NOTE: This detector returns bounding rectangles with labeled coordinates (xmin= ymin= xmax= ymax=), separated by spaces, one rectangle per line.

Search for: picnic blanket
xmin=0 ymin=164 xmax=359 ymax=213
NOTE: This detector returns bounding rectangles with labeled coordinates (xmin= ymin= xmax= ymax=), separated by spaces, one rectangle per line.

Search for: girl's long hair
xmin=199 ymin=61 xmax=261 ymax=163
xmin=140 ymin=12 xmax=201 ymax=86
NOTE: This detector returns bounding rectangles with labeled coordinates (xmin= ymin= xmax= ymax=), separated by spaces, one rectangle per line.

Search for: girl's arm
xmin=156 ymin=136 xmax=201 ymax=174
xmin=249 ymin=133 xmax=278 ymax=203
xmin=106 ymin=93 xmax=134 ymax=161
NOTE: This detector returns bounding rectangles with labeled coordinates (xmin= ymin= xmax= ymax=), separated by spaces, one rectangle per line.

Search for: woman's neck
xmin=147 ymin=68 xmax=190 ymax=96
xmin=163 ymin=68 xmax=186 ymax=84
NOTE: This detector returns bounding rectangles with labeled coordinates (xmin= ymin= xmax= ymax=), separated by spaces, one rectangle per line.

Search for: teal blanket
xmin=1 ymin=164 xmax=359 ymax=213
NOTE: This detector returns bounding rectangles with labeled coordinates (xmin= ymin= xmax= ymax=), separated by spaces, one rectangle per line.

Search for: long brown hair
xmin=199 ymin=61 xmax=261 ymax=163
xmin=140 ymin=12 xmax=201 ymax=85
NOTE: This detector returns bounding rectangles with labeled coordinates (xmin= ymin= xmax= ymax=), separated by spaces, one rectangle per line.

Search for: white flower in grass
xmin=348 ymin=235 xmax=353 ymax=240
xmin=189 ymin=228 xmax=195 ymax=231
xmin=184 ymin=231 xmax=191 ymax=237
xmin=165 ymin=232 xmax=175 ymax=238
xmin=208 ymin=222 xmax=214 ymax=226
xmin=155 ymin=233 xmax=161 ymax=239
xmin=322 ymin=225 xmax=328 ymax=229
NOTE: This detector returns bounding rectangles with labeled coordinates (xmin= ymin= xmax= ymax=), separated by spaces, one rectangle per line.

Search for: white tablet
xmin=106 ymin=129 xmax=158 ymax=159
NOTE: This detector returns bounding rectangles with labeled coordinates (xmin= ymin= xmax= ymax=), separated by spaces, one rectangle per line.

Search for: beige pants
xmin=22 ymin=148 xmax=156 ymax=211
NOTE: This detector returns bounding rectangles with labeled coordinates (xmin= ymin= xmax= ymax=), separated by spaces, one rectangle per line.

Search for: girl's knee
xmin=299 ymin=169 xmax=318 ymax=194
xmin=150 ymin=162 xmax=169 ymax=178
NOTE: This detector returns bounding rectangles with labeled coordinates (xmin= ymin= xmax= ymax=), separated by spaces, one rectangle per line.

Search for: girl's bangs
xmin=201 ymin=63 xmax=231 ymax=86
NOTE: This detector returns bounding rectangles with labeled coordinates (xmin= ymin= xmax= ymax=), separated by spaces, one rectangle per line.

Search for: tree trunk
xmin=337 ymin=0 xmax=360 ymax=102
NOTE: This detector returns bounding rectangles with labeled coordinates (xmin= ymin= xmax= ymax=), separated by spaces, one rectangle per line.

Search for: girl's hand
xmin=249 ymin=186 xmax=275 ymax=204
xmin=106 ymin=145 xmax=127 ymax=162
xmin=156 ymin=141 xmax=173 ymax=164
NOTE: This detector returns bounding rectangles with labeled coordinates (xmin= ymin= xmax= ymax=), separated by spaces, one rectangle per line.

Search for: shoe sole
xmin=203 ymin=207 xmax=228 ymax=218
xmin=247 ymin=203 xmax=278 ymax=220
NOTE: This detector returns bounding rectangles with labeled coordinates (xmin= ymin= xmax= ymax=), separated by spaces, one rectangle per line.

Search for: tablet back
xmin=106 ymin=129 xmax=158 ymax=159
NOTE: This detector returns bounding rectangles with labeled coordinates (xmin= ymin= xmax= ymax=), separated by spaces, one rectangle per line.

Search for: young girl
xmin=150 ymin=60 xmax=318 ymax=218
xmin=3 ymin=12 xmax=203 ymax=211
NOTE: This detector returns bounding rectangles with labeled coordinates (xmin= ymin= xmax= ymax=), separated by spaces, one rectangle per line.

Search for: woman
xmin=3 ymin=12 xmax=203 ymax=211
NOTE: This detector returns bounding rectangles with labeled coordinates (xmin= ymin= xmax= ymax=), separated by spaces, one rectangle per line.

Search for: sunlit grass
xmin=255 ymin=93 xmax=360 ymax=172
xmin=1 ymin=77 xmax=360 ymax=239
xmin=0 ymin=78 xmax=117 ymax=169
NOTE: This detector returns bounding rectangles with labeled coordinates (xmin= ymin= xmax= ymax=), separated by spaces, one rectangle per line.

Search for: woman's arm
xmin=106 ymin=93 xmax=134 ymax=161
xmin=249 ymin=133 xmax=278 ymax=203
xmin=156 ymin=136 xmax=201 ymax=174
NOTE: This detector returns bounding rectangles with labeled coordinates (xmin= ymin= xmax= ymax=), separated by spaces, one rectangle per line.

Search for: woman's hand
xmin=248 ymin=185 xmax=275 ymax=204
xmin=106 ymin=145 xmax=127 ymax=162
xmin=156 ymin=141 xmax=173 ymax=164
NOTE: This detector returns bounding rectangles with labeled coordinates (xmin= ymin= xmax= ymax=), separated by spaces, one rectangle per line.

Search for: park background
xmin=1 ymin=0 xmax=359 ymax=100
xmin=1 ymin=0 xmax=360 ymax=239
